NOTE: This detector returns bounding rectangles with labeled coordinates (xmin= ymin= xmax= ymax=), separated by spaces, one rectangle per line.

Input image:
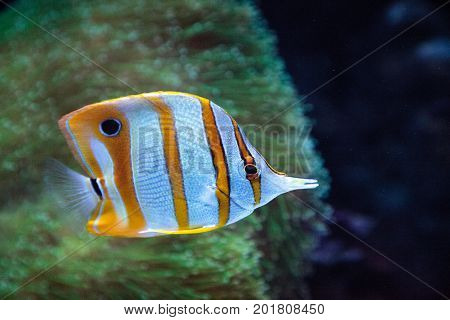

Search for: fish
xmin=52 ymin=91 xmax=318 ymax=237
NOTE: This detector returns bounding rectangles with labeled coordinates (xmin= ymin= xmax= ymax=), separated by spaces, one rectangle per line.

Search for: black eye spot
xmin=100 ymin=119 xmax=121 ymax=136
xmin=244 ymin=164 xmax=258 ymax=175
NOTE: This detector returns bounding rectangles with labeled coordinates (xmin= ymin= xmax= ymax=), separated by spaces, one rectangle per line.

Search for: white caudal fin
xmin=282 ymin=177 xmax=319 ymax=192
xmin=44 ymin=158 xmax=100 ymax=221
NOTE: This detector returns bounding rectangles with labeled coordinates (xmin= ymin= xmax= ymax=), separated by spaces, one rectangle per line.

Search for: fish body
xmin=55 ymin=92 xmax=318 ymax=237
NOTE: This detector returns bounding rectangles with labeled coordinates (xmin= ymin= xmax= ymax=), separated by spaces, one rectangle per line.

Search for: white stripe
xmin=210 ymin=102 xmax=254 ymax=224
xmin=117 ymin=97 xmax=178 ymax=230
xmin=161 ymin=94 xmax=219 ymax=227
xmin=90 ymin=138 xmax=128 ymax=224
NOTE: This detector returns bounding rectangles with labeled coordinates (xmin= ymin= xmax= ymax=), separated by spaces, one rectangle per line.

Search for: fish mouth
xmin=301 ymin=178 xmax=319 ymax=189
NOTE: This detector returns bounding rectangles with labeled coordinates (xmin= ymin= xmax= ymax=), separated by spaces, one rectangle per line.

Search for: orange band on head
xmin=61 ymin=102 xmax=147 ymax=236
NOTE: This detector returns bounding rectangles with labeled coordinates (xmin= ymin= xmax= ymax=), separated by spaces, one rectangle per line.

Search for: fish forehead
xmin=59 ymin=102 xmax=129 ymax=178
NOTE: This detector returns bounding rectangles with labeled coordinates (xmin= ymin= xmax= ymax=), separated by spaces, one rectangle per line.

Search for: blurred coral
xmin=0 ymin=0 xmax=328 ymax=299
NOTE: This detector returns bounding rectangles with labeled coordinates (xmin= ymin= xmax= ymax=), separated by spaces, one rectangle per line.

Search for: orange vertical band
xmin=199 ymin=98 xmax=231 ymax=227
xmin=146 ymin=96 xmax=190 ymax=230
xmin=231 ymin=118 xmax=261 ymax=205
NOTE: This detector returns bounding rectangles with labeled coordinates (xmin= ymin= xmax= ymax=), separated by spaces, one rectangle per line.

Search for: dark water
xmin=259 ymin=0 xmax=450 ymax=299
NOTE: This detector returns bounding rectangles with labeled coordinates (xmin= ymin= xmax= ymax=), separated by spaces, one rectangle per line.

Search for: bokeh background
xmin=258 ymin=0 xmax=449 ymax=299
xmin=0 ymin=0 xmax=448 ymax=299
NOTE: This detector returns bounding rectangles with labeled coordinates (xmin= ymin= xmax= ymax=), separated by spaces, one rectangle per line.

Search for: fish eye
xmin=244 ymin=164 xmax=259 ymax=180
xmin=100 ymin=119 xmax=121 ymax=136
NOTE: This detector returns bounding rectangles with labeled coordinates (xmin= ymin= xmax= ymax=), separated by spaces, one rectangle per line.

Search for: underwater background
xmin=259 ymin=0 xmax=449 ymax=299
xmin=0 ymin=0 xmax=448 ymax=299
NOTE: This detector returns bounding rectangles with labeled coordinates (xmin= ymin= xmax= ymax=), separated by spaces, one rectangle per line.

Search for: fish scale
xmin=161 ymin=94 xmax=220 ymax=228
xmin=120 ymin=98 xmax=178 ymax=230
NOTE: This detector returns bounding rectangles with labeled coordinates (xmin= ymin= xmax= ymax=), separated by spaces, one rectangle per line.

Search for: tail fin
xmin=44 ymin=159 xmax=99 ymax=221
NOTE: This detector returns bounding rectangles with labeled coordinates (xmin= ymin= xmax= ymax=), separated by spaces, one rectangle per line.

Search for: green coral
xmin=0 ymin=0 xmax=329 ymax=299
xmin=0 ymin=197 xmax=266 ymax=299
